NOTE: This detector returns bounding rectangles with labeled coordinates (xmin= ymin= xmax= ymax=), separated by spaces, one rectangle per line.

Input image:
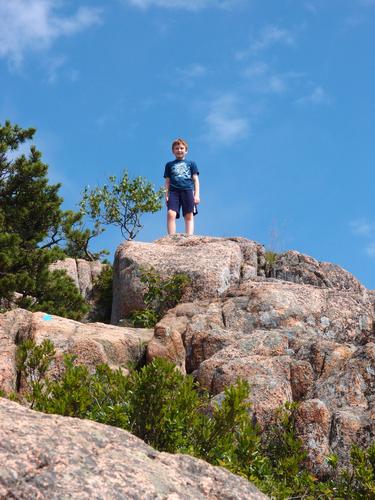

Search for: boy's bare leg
xmin=167 ymin=210 xmax=177 ymax=235
xmin=184 ymin=212 xmax=194 ymax=235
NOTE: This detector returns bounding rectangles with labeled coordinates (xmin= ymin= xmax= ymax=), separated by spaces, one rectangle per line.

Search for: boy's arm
xmin=193 ymin=174 xmax=200 ymax=204
xmin=165 ymin=177 xmax=170 ymax=203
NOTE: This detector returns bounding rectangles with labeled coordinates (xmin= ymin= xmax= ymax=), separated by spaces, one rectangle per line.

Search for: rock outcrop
xmin=0 ymin=398 xmax=266 ymax=499
xmin=0 ymin=309 xmax=153 ymax=394
xmin=50 ymin=258 xmax=104 ymax=300
xmin=113 ymin=235 xmax=374 ymax=477
xmin=146 ymin=279 xmax=374 ymax=476
xmin=112 ymin=236 xmax=367 ymax=325
xmin=268 ymin=250 xmax=366 ymax=295
xmin=112 ymin=235 xmax=265 ymax=324
xmin=50 ymin=258 xmax=106 ymax=321
xmin=2 ymin=234 xmax=374 ymax=482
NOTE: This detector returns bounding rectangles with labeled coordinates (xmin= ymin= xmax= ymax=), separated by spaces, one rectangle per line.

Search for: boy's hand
xmin=194 ymin=195 xmax=200 ymax=204
xmin=165 ymin=194 xmax=169 ymax=205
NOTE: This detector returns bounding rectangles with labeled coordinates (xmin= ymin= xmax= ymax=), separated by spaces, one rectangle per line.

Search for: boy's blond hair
xmin=171 ymin=138 xmax=188 ymax=151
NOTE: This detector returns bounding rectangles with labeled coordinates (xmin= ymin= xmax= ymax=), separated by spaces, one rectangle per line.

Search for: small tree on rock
xmin=80 ymin=172 xmax=164 ymax=240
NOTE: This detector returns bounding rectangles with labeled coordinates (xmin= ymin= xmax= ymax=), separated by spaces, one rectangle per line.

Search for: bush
xmin=12 ymin=339 xmax=375 ymax=499
xmin=264 ymin=250 xmax=278 ymax=278
xmin=129 ymin=267 xmax=191 ymax=327
xmin=91 ymin=265 xmax=113 ymax=323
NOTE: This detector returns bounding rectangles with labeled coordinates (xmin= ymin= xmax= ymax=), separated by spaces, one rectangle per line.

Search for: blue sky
xmin=1 ymin=0 xmax=375 ymax=288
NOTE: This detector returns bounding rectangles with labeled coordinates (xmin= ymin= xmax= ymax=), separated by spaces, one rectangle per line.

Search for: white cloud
xmin=296 ymin=85 xmax=331 ymax=105
xmin=244 ymin=61 xmax=269 ymax=78
xmin=175 ymin=63 xmax=207 ymax=85
xmin=244 ymin=61 xmax=291 ymax=95
xmin=45 ymin=55 xmax=66 ymax=84
xmin=365 ymin=243 xmax=375 ymax=257
xmin=350 ymin=219 xmax=375 ymax=236
xmin=237 ymin=25 xmax=295 ymax=59
xmin=0 ymin=0 xmax=101 ymax=66
xmin=127 ymin=0 xmax=239 ymax=10
xmin=204 ymin=94 xmax=249 ymax=146
xmin=350 ymin=219 xmax=375 ymax=258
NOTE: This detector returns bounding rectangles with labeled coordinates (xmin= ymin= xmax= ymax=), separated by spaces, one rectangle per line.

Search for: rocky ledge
xmin=0 ymin=309 xmax=153 ymax=393
xmin=1 ymin=234 xmax=374 ymax=484
xmin=112 ymin=235 xmax=374 ymax=477
xmin=0 ymin=398 xmax=266 ymax=499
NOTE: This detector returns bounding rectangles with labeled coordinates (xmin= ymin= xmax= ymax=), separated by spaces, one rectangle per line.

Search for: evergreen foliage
xmin=91 ymin=265 xmax=113 ymax=323
xmin=14 ymin=338 xmax=375 ymax=499
xmin=0 ymin=121 xmax=89 ymax=319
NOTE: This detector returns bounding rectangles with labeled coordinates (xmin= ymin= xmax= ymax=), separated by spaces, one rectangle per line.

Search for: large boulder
xmin=0 ymin=309 xmax=153 ymax=394
xmin=111 ymin=236 xmax=367 ymax=325
xmin=50 ymin=258 xmax=106 ymax=321
xmin=268 ymin=250 xmax=366 ymax=295
xmin=111 ymin=235 xmax=265 ymax=324
xmin=0 ymin=398 xmax=266 ymax=499
xmin=50 ymin=258 xmax=104 ymax=300
xmin=146 ymin=280 xmax=374 ymax=476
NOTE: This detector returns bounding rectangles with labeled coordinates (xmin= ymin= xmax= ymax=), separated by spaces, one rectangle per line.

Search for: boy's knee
xmin=184 ymin=212 xmax=193 ymax=221
xmin=168 ymin=210 xmax=177 ymax=219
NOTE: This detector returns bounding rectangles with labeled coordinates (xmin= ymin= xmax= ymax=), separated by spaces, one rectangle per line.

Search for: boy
xmin=164 ymin=138 xmax=200 ymax=236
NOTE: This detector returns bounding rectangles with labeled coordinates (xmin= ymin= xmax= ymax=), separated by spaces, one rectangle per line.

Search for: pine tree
xmin=0 ymin=121 xmax=88 ymax=319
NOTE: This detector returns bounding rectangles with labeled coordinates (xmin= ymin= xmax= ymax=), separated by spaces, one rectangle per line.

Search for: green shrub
xmin=16 ymin=338 xmax=55 ymax=407
xmin=29 ymin=269 xmax=89 ymax=320
xmin=91 ymin=265 xmax=113 ymax=323
xmin=12 ymin=339 xmax=375 ymax=499
xmin=129 ymin=309 xmax=159 ymax=328
xmin=129 ymin=267 xmax=191 ymax=327
xmin=264 ymin=250 xmax=278 ymax=277
xmin=334 ymin=444 xmax=375 ymax=499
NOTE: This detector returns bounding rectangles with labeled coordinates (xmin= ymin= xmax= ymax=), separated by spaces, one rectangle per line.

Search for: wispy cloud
xmin=350 ymin=219 xmax=375 ymax=237
xmin=45 ymin=55 xmax=66 ymax=84
xmin=243 ymin=61 xmax=301 ymax=95
xmin=350 ymin=218 xmax=375 ymax=258
xmin=43 ymin=55 xmax=80 ymax=84
xmin=126 ymin=0 xmax=240 ymax=10
xmin=0 ymin=0 xmax=101 ymax=66
xmin=365 ymin=243 xmax=375 ymax=257
xmin=204 ymin=93 xmax=250 ymax=146
xmin=236 ymin=25 xmax=295 ymax=59
xmin=296 ymin=85 xmax=331 ymax=105
xmin=174 ymin=63 xmax=207 ymax=86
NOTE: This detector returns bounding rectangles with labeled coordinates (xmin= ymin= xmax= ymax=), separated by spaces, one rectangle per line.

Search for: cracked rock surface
xmin=0 ymin=398 xmax=266 ymax=499
xmin=0 ymin=309 xmax=153 ymax=393
xmin=146 ymin=279 xmax=375 ymax=477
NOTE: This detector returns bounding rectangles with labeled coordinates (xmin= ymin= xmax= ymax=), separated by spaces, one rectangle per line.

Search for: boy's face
xmin=173 ymin=143 xmax=187 ymax=160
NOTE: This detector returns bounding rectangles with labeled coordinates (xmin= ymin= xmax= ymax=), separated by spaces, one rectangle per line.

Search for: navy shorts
xmin=167 ymin=190 xmax=198 ymax=219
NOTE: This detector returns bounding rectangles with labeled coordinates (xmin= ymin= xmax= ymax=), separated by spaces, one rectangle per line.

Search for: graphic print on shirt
xmin=171 ymin=161 xmax=191 ymax=180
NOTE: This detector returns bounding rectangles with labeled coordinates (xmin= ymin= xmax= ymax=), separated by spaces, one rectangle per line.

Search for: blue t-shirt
xmin=164 ymin=159 xmax=199 ymax=191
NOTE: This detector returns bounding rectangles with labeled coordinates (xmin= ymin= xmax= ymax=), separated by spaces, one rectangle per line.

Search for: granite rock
xmin=50 ymin=258 xmax=106 ymax=321
xmin=0 ymin=309 xmax=153 ymax=393
xmin=146 ymin=280 xmax=374 ymax=475
xmin=111 ymin=235 xmax=264 ymax=324
xmin=267 ymin=250 xmax=366 ymax=295
xmin=0 ymin=398 xmax=267 ymax=499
